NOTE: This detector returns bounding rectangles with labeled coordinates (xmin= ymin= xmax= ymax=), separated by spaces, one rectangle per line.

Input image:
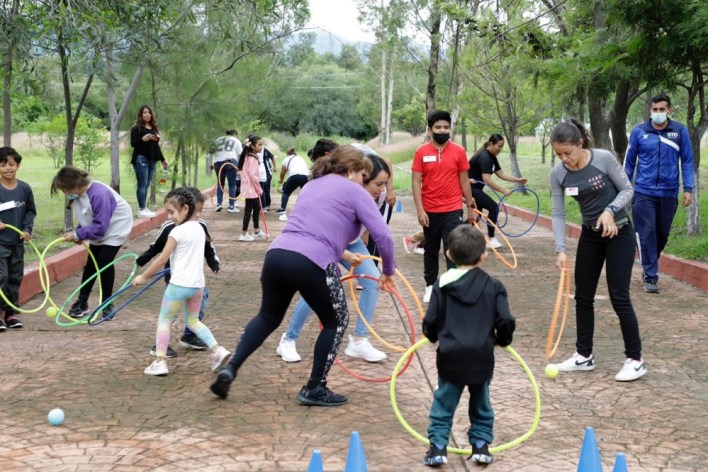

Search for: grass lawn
xmin=385 ymin=137 xmax=708 ymax=262
xmin=12 ymin=146 xmax=215 ymax=263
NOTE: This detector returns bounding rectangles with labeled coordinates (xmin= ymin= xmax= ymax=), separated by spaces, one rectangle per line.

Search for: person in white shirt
xmin=134 ymin=187 xmax=230 ymax=377
xmin=211 ymin=129 xmax=242 ymax=213
xmin=275 ymin=147 xmax=309 ymax=218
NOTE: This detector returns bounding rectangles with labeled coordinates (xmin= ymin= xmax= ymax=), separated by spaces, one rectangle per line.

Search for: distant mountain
xmin=289 ymin=29 xmax=372 ymax=57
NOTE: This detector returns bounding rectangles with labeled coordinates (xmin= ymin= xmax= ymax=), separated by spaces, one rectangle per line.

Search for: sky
xmin=307 ymin=0 xmax=376 ymax=43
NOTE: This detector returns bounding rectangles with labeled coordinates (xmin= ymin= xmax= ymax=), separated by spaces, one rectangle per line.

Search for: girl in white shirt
xmin=134 ymin=188 xmax=230 ymax=376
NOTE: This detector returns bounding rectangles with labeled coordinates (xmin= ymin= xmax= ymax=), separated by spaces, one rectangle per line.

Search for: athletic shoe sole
xmin=179 ymin=339 xmax=208 ymax=350
xmin=296 ymin=394 xmax=348 ymax=407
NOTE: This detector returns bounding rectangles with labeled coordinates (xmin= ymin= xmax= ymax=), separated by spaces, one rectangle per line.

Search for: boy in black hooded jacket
xmin=422 ymin=224 xmax=516 ymax=467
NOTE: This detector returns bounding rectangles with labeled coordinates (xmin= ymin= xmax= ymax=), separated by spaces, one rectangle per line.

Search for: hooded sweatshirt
xmin=422 ymin=267 xmax=516 ymax=384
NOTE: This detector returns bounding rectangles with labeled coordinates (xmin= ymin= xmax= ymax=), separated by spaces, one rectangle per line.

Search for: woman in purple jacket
xmin=210 ymin=145 xmax=397 ymax=406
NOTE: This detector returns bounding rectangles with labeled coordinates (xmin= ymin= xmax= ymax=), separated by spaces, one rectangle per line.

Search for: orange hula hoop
xmin=472 ymin=209 xmax=517 ymax=270
xmin=545 ymin=261 xmax=571 ymax=360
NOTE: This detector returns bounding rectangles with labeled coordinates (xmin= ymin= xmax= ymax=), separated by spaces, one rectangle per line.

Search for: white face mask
xmin=651 ymin=112 xmax=668 ymax=125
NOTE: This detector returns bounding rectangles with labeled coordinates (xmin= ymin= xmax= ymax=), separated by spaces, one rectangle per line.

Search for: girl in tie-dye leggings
xmin=132 ymin=188 xmax=230 ymax=376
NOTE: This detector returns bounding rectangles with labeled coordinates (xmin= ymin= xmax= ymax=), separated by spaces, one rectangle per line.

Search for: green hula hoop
xmin=389 ymin=337 xmax=541 ymax=455
xmin=0 ymin=224 xmax=51 ymax=313
xmin=54 ymin=251 xmax=137 ymax=327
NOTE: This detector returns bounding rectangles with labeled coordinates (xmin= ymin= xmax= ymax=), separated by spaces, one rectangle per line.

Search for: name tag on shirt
xmin=0 ymin=201 xmax=17 ymax=213
xmin=565 ymin=187 xmax=579 ymax=196
xmin=423 ymin=155 xmax=437 ymax=163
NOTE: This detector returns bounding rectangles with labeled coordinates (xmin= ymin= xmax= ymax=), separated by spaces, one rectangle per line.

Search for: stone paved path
xmin=0 ymin=194 xmax=705 ymax=471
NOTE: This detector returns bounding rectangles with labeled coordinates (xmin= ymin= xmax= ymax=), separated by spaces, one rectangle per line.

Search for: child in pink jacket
xmin=238 ymin=135 xmax=265 ymax=241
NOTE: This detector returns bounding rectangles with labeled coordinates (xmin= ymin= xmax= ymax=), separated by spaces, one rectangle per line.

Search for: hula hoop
xmin=354 ymin=255 xmax=425 ymax=320
xmin=335 ymin=274 xmax=416 ymax=383
xmin=471 ymin=180 xmax=509 ymax=229
xmin=0 ymin=225 xmax=52 ymax=313
xmin=545 ymin=263 xmax=571 ymax=360
xmin=346 ymin=272 xmax=417 ymax=353
xmin=472 ymin=209 xmax=517 ymax=270
xmin=53 ymin=252 xmax=137 ymax=327
xmin=216 ymin=161 xmax=240 ymax=202
xmin=497 ymin=188 xmax=540 ymax=238
xmin=390 ymin=338 xmax=541 ymax=455
xmin=87 ymin=268 xmax=170 ymax=325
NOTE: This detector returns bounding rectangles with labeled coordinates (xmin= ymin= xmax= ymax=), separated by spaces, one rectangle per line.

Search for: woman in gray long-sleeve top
xmin=549 ymin=119 xmax=645 ymax=382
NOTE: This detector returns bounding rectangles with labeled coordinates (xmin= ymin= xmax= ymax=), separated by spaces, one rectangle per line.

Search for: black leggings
xmin=227 ymin=249 xmax=348 ymax=384
xmin=242 ymin=198 xmax=261 ymax=232
xmin=77 ymin=244 xmax=122 ymax=305
xmin=472 ymin=187 xmax=499 ymax=237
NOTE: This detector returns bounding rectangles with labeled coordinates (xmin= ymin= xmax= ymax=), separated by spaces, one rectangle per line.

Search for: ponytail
xmin=550 ymin=118 xmax=592 ymax=149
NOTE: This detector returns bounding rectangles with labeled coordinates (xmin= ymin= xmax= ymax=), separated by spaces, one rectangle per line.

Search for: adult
xmin=411 ymin=110 xmax=476 ymax=303
xmin=624 ymin=93 xmax=695 ymax=294
xmin=210 ymin=145 xmax=396 ymax=406
xmin=211 ymin=129 xmax=242 ymax=213
xmin=550 ymin=119 xmax=645 ymax=382
xmin=275 ymin=147 xmax=309 ymax=219
xmin=468 ymin=134 xmax=527 ymax=249
xmin=130 ymin=105 xmax=169 ymax=218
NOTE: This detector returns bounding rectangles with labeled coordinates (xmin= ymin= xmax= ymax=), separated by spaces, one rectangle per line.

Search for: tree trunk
xmin=385 ymin=48 xmax=394 ymax=145
xmin=2 ymin=39 xmax=12 ymax=146
xmin=609 ymin=80 xmax=634 ymax=160
xmin=588 ymin=91 xmax=612 ymax=150
xmin=684 ymin=59 xmax=706 ymax=235
xmin=425 ymin=6 xmax=442 ymax=115
xmin=379 ymin=48 xmax=387 ymax=145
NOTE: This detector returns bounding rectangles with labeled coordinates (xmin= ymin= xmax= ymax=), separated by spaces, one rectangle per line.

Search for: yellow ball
xmin=545 ymin=363 xmax=559 ymax=379
xmin=46 ymin=306 xmax=58 ymax=319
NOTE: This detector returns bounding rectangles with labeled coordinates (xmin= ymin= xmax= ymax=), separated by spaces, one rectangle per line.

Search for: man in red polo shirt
xmin=412 ymin=110 xmax=476 ymax=303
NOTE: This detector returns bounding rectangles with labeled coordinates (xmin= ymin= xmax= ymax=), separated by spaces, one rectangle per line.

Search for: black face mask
xmin=432 ymin=133 xmax=450 ymax=145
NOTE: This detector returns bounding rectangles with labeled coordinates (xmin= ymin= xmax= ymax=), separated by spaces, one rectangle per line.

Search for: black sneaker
xmin=5 ymin=315 xmax=23 ymax=329
xmin=69 ymin=301 xmax=90 ymax=319
xmin=643 ymin=281 xmax=659 ymax=293
xmin=275 ymin=208 xmax=286 ymax=214
xmin=179 ymin=333 xmax=208 ymax=350
xmin=215 ymin=204 xmax=223 ymax=212
xmin=423 ymin=444 xmax=448 ymax=467
xmin=150 ymin=344 xmax=178 ymax=358
xmin=210 ymin=367 xmax=235 ymax=399
xmin=101 ymin=304 xmax=116 ymax=321
xmin=470 ymin=442 xmax=493 ymax=464
xmin=296 ymin=383 xmax=348 ymax=407
xmin=0 ymin=318 xmax=6 ymax=331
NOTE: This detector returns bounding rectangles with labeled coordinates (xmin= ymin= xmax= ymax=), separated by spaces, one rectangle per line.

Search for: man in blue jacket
xmin=624 ymin=93 xmax=695 ymax=294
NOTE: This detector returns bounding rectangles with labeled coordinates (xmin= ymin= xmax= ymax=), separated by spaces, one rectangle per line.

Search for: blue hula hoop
xmin=87 ymin=269 xmax=170 ymax=326
xmin=497 ymin=188 xmax=540 ymax=238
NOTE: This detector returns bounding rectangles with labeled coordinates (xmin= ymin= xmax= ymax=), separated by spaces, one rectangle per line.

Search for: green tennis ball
xmin=545 ymin=363 xmax=559 ymax=379
xmin=46 ymin=306 xmax=58 ymax=319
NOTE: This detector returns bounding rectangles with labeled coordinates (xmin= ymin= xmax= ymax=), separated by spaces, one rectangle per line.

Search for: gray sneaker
xmin=643 ymin=281 xmax=658 ymax=293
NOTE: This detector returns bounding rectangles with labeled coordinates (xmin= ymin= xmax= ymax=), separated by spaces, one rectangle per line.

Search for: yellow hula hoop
xmin=390 ymin=338 xmax=541 ymax=455
xmin=545 ymin=263 xmax=571 ymax=360
xmin=0 ymin=225 xmax=51 ymax=313
xmin=353 ymin=254 xmax=425 ymax=320
xmin=472 ymin=209 xmax=517 ymax=270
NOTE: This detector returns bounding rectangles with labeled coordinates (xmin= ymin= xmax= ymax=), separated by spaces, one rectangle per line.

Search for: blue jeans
xmin=133 ymin=155 xmax=156 ymax=209
xmin=182 ymin=288 xmax=208 ymax=337
xmin=214 ymin=160 xmax=238 ymax=206
xmin=428 ymin=377 xmax=494 ymax=446
xmin=285 ymin=239 xmax=380 ymax=340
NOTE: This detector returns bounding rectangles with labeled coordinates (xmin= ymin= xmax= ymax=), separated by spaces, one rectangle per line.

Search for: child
xmin=51 ymin=166 xmax=133 ymax=320
xmin=422 ymin=224 xmax=516 ymax=466
xmin=0 ymin=147 xmax=36 ymax=330
xmin=136 ymin=187 xmax=220 ymax=358
xmin=133 ymin=188 xmax=229 ymax=376
xmin=237 ymin=135 xmax=266 ymax=241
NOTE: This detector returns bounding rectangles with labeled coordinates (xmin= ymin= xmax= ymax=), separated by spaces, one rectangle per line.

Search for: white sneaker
xmin=276 ymin=333 xmax=301 ymax=362
xmin=615 ymin=358 xmax=646 ymax=381
xmin=227 ymin=206 xmax=239 ymax=213
xmin=138 ymin=208 xmax=156 ymax=219
xmin=487 ymin=237 xmax=502 ymax=249
xmin=255 ymin=231 xmax=267 ymax=240
xmin=344 ymin=335 xmax=387 ymax=362
xmin=210 ymin=346 xmax=231 ymax=372
xmin=144 ymin=360 xmax=168 ymax=376
xmin=215 ymin=204 xmax=223 ymax=212
xmin=413 ymin=247 xmax=425 ymax=255
xmin=239 ymin=234 xmax=254 ymax=242
xmin=278 ymin=213 xmax=288 ymax=222
xmin=423 ymin=285 xmax=433 ymax=303
xmin=556 ymin=352 xmax=596 ymax=372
